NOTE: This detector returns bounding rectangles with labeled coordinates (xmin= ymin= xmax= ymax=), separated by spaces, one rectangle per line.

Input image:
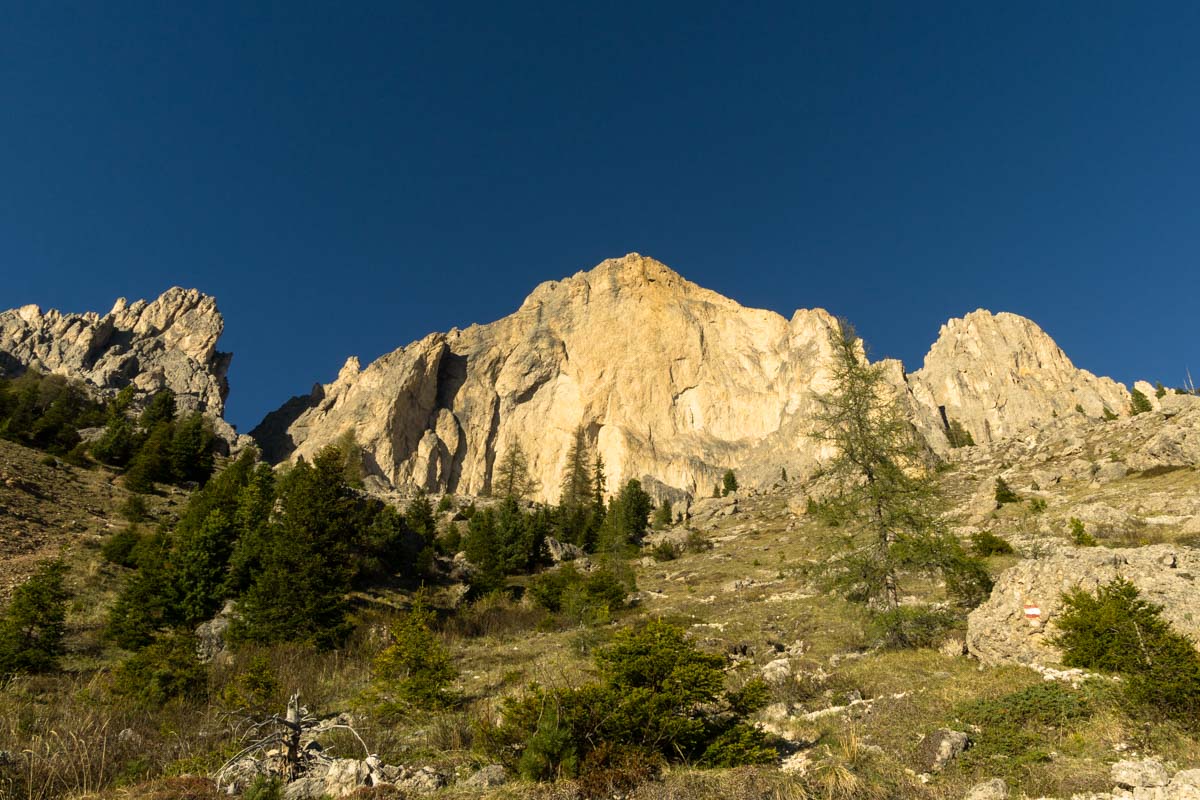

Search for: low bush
xmin=1130 ymin=388 xmax=1153 ymax=415
xmin=651 ymin=541 xmax=680 ymax=561
xmin=1069 ymin=517 xmax=1096 ymax=547
xmin=102 ymin=526 xmax=146 ymax=568
xmin=1055 ymin=578 xmax=1200 ymax=721
xmin=445 ymin=591 xmax=545 ymax=639
xmin=684 ymin=528 xmax=713 ymax=553
xmin=947 ymin=419 xmax=975 ymax=448
xmin=957 ymin=682 xmax=1092 ymax=770
xmin=369 ymin=598 xmax=458 ymax=715
xmin=243 ymin=775 xmax=284 ymax=800
xmin=993 ymin=477 xmax=1020 ymax=505
xmin=111 ymin=632 xmax=207 ymax=707
xmin=119 ymin=494 xmax=150 ymax=523
xmin=528 ymin=564 xmax=629 ymax=624
xmin=869 ymin=606 xmax=959 ymax=650
xmin=482 ymin=620 xmax=775 ymax=784
xmin=969 ymin=530 xmax=1014 ymax=557
xmin=218 ymin=654 xmax=280 ymax=714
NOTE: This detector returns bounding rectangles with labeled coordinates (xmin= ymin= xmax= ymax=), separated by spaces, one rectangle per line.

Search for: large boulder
xmin=1127 ymin=397 xmax=1200 ymax=472
xmin=967 ymin=545 xmax=1200 ymax=667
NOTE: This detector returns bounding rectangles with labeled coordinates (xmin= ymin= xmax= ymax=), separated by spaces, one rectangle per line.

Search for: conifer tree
xmin=231 ymin=447 xmax=359 ymax=649
xmin=652 ymin=498 xmax=673 ymax=529
xmin=597 ymin=479 xmax=653 ymax=553
xmin=0 ymin=560 xmax=69 ymax=677
xmin=405 ymin=492 xmax=437 ymax=541
xmin=1130 ymin=387 xmax=1153 ymax=415
xmin=812 ymin=319 xmax=989 ymax=611
xmin=494 ymin=442 xmax=536 ymax=501
xmin=557 ymin=426 xmax=593 ymax=546
xmin=722 ymin=469 xmax=738 ymax=496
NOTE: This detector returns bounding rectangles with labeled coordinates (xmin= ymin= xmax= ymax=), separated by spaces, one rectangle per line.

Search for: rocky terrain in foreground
xmin=0 ymin=383 xmax=1195 ymax=799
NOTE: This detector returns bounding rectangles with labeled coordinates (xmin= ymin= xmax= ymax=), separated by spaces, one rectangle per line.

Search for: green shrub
xmin=242 ymin=775 xmax=283 ymax=800
xmin=436 ymin=521 xmax=462 ymax=556
xmin=1029 ymin=497 xmax=1047 ymax=513
xmin=219 ymin=654 xmax=280 ymax=714
xmin=684 ymin=529 xmax=713 ymax=553
xmin=1130 ymin=388 xmax=1153 ymax=415
xmin=869 ymin=606 xmax=959 ymax=649
xmin=946 ymin=419 xmax=975 ymax=448
xmin=1102 ymin=406 xmax=1119 ymax=421
xmin=943 ymin=554 xmax=995 ymax=609
xmin=0 ymin=560 xmax=69 ymax=677
xmin=120 ymin=494 xmax=150 ymax=523
xmin=112 ymin=631 xmax=207 ymax=707
xmin=957 ymin=682 xmax=1091 ymax=770
xmin=651 ymin=541 xmax=679 ymax=561
xmin=435 ymin=494 xmax=454 ymax=513
xmin=969 ymin=530 xmax=1014 ymax=557
xmin=993 ymin=477 xmax=1020 ymax=505
xmin=1055 ymin=578 xmax=1200 ymax=720
xmin=528 ymin=563 xmax=629 ymax=624
xmin=483 ymin=620 xmax=774 ymax=782
xmin=1156 ymin=382 xmax=1167 ymax=399
xmin=369 ymin=597 xmax=457 ymax=714
xmin=102 ymin=526 xmax=146 ymax=568
xmin=1069 ymin=517 xmax=1096 ymax=547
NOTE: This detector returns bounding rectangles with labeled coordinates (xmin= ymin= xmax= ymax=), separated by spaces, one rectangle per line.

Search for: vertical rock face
xmin=252 ymin=255 xmax=1139 ymax=502
xmin=910 ymin=310 xmax=1130 ymax=445
xmin=0 ymin=287 xmax=232 ymax=417
xmin=254 ymin=254 xmax=854 ymax=501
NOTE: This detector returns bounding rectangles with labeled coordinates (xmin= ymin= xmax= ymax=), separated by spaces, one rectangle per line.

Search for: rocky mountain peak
xmin=911 ymin=308 xmax=1130 ymax=444
xmin=0 ymin=287 xmax=232 ymax=419
xmin=252 ymin=255 xmax=1137 ymax=504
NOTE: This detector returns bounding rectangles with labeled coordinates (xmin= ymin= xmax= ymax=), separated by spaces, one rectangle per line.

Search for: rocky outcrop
xmin=966 ymin=545 xmax=1200 ymax=668
xmin=911 ymin=310 xmax=1130 ymax=445
xmin=0 ymin=287 xmax=232 ymax=417
xmin=253 ymin=255 xmax=1144 ymax=503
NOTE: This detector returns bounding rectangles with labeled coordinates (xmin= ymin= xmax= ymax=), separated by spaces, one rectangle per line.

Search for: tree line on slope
xmin=0 ymin=371 xmax=219 ymax=491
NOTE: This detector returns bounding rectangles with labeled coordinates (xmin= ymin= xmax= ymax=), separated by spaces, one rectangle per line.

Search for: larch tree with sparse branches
xmin=811 ymin=319 xmax=990 ymax=612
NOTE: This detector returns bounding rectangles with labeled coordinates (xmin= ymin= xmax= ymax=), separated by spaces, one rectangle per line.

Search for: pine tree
xmin=1130 ymin=387 xmax=1153 ymax=415
xmin=168 ymin=412 xmax=216 ymax=484
xmin=811 ymin=319 xmax=989 ymax=612
xmin=494 ymin=442 xmax=536 ymax=501
xmin=171 ymin=509 xmax=238 ymax=624
xmin=405 ymin=493 xmax=436 ymax=541
xmin=0 ymin=560 xmax=69 ymax=677
xmin=139 ymin=389 xmax=177 ymax=428
xmin=722 ymin=469 xmax=738 ymax=496
xmin=597 ymin=479 xmax=653 ymax=553
xmin=371 ymin=595 xmax=457 ymax=713
xmin=231 ymin=448 xmax=359 ymax=649
xmin=652 ymin=498 xmax=673 ymax=529
xmin=557 ymin=426 xmax=593 ymax=546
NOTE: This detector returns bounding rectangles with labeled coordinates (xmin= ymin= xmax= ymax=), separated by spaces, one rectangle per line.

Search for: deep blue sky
xmin=4 ymin=3 xmax=1198 ymax=430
